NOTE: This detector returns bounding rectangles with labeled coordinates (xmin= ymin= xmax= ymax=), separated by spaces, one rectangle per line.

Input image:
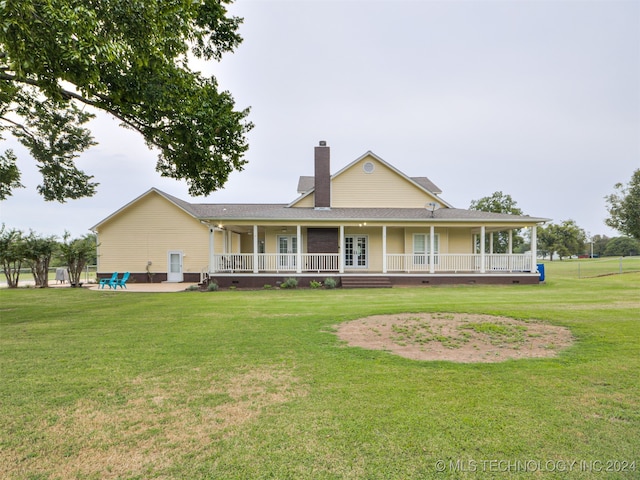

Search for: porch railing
xmin=386 ymin=254 xmax=533 ymax=273
xmin=211 ymin=253 xmax=534 ymax=274
xmin=213 ymin=253 xmax=341 ymax=273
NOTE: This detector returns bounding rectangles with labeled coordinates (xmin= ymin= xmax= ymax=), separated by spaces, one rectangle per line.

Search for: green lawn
xmin=1 ymin=262 xmax=638 ymax=479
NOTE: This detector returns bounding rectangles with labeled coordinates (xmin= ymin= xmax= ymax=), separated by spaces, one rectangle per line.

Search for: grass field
xmin=1 ymin=261 xmax=638 ymax=479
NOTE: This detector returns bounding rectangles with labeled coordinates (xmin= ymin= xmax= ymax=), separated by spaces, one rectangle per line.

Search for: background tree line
xmin=471 ymin=172 xmax=640 ymax=261
xmin=0 ymin=226 xmax=96 ymax=288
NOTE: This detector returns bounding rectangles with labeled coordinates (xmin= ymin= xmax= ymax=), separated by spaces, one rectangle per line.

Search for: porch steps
xmin=341 ymin=276 xmax=392 ymax=289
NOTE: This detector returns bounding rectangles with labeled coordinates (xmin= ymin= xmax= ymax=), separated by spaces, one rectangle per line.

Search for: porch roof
xmin=191 ymin=203 xmax=549 ymax=225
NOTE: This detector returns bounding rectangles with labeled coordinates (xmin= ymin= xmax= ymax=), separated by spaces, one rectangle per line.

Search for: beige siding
xmin=96 ymin=192 xmax=211 ymax=274
xmin=293 ymin=195 xmax=314 ymax=208
xmin=332 ymin=155 xmax=439 ymax=208
xmin=448 ymin=228 xmax=474 ymax=254
xmin=385 ymin=227 xmax=405 ymax=254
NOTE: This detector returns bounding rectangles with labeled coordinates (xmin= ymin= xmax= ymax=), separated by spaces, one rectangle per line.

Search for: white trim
xmin=480 ymin=226 xmax=486 ymax=273
xmin=531 ymin=226 xmax=538 ymax=273
xmin=253 ymin=225 xmax=258 ymax=273
xmin=430 ymin=225 xmax=435 ymax=274
xmin=382 ymin=225 xmax=387 ymax=273
xmin=296 ymin=225 xmax=302 ymax=274
xmin=339 ymin=225 xmax=345 ymax=273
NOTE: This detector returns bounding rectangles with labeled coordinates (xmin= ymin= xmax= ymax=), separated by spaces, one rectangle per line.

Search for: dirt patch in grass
xmin=335 ymin=313 xmax=574 ymax=363
xmin=3 ymin=366 xmax=306 ymax=479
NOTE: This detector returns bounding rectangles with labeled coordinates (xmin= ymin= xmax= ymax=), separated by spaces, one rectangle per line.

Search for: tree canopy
xmin=0 ymin=0 xmax=252 ymax=202
xmin=469 ymin=191 xmax=525 ymax=253
xmin=537 ymin=220 xmax=587 ymax=261
xmin=605 ymin=169 xmax=640 ymax=240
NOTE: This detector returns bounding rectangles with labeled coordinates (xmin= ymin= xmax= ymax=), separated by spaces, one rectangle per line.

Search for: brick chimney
xmin=314 ymin=141 xmax=331 ymax=209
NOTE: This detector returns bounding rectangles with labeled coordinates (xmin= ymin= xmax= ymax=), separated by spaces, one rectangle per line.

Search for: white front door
xmin=167 ymin=251 xmax=183 ymax=282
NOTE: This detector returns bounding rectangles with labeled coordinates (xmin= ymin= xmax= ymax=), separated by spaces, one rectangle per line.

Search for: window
xmin=413 ymin=234 xmax=439 ymax=265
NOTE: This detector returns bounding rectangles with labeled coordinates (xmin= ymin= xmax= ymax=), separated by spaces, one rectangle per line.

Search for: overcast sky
xmin=1 ymin=0 xmax=639 ymax=239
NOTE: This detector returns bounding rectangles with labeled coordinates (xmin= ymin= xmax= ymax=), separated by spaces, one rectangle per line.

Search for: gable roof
xmin=90 ymin=187 xmax=200 ymax=231
xmin=289 ymin=151 xmax=450 ymax=208
xmin=91 ymin=151 xmax=551 ymax=231
xmin=92 ymin=187 xmax=549 ymax=231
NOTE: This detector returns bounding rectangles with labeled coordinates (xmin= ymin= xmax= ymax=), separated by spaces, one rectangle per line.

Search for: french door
xmin=344 ymin=235 xmax=367 ymax=268
xmin=278 ymin=235 xmax=297 ymax=269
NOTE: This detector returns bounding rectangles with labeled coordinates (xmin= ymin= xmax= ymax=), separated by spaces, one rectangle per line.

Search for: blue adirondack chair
xmin=112 ymin=271 xmax=130 ymax=289
xmin=99 ymin=272 xmax=118 ymax=289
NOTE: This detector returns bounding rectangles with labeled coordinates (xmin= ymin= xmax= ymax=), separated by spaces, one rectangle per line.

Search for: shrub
xmin=207 ymin=282 xmax=219 ymax=292
xmin=324 ymin=277 xmax=337 ymax=289
xmin=280 ymin=277 xmax=298 ymax=289
xmin=309 ymin=280 xmax=323 ymax=289
xmin=263 ymin=284 xmax=272 ymax=289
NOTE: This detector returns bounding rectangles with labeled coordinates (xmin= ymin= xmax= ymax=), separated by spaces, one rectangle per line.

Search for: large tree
xmin=58 ymin=232 xmax=96 ymax=286
xmin=0 ymin=225 xmax=24 ymax=287
xmin=603 ymin=236 xmax=640 ymax=257
xmin=605 ymin=169 xmax=640 ymax=240
xmin=23 ymin=231 xmax=58 ymax=287
xmin=0 ymin=0 xmax=252 ymax=201
xmin=537 ymin=220 xmax=587 ymax=261
xmin=469 ymin=191 xmax=524 ymax=253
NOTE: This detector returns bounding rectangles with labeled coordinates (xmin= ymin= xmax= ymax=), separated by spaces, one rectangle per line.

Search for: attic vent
xmin=363 ymin=161 xmax=375 ymax=174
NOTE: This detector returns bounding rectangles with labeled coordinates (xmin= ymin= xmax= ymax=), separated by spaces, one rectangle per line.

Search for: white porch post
xmin=489 ymin=232 xmax=494 ymax=254
xmin=209 ymin=226 xmax=215 ymax=273
xmin=382 ymin=226 xmax=387 ymax=273
xmin=339 ymin=225 xmax=345 ymax=273
xmin=296 ymin=225 xmax=302 ymax=274
xmin=531 ymin=225 xmax=538 ymax=272
xmin=429 ymin=225 xmax=435 ymax=274
xmin=253 ymin=225 xmax=258 ymax=273
xmin=508 ymin=230 xmax=513 ymax=254
xmin=480 ymin=226 xmax=486 ymax=273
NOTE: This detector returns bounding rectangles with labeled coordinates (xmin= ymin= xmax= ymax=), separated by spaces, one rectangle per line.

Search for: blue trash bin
xmin=537 ymin=263 xmax=545 ymax=282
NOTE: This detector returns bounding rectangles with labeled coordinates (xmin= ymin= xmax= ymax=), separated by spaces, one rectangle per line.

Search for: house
xmin=91 ymin=142 xmax=549 ymax=287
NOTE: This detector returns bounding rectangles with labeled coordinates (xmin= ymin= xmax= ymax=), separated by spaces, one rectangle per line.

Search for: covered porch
xmin=201 ymin=222 xmax=540 ymax=284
